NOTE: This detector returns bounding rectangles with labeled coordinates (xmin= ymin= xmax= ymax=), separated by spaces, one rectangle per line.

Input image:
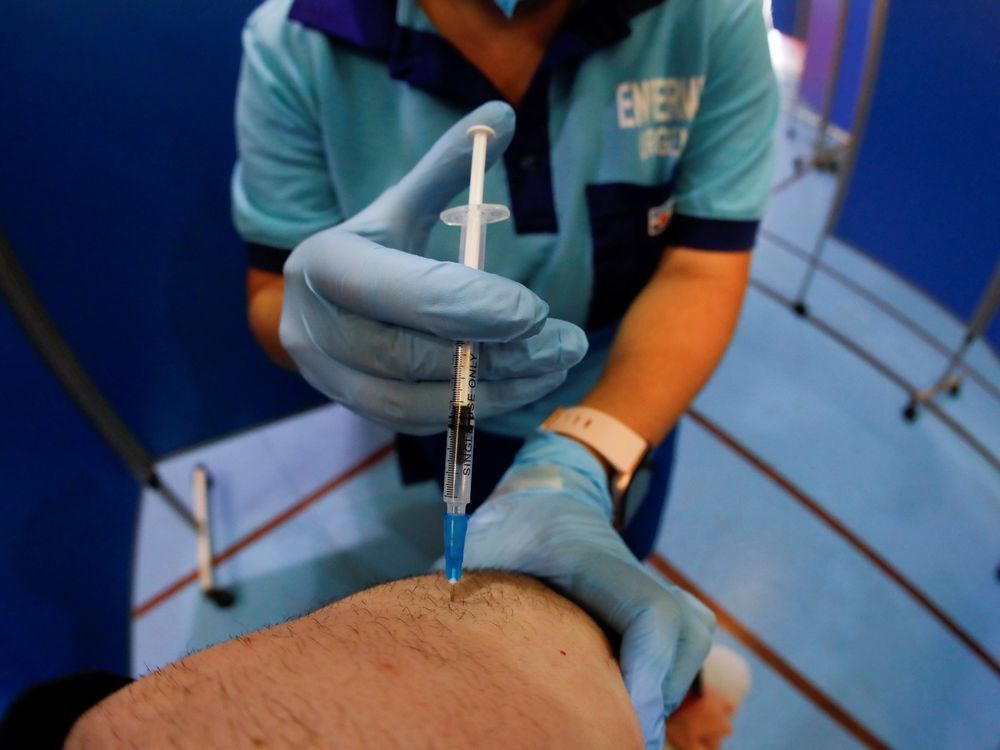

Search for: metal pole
xmin=786 ymin=0 xmax=814 ymax=141
xmin=904 ymin=257 xmax=1000 ymax=419
xmin=813 ymin=0 xmax=851 ymax=154
xmin=0 ymin=225 xmax=197 ymax=531
xmin=793 ymin=0 xmax=891 ymax=314
xmin=790 ymin=0 xmax=849 ymax=161
xmin=963 ymin=258 xmax=1000 ymax=344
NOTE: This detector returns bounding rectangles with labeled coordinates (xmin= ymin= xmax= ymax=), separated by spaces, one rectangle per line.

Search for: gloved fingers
xmin=618 ymin=596 xmax=682 ymax=745
xmin=382 ymin=101 xmax=516 ymax=220
xmin=676 ymin=586 xmax=717 ymax=634
xmin=482 ymin=318 xmax=588 ymax=378
xmin=658 ymin=600 xmax=715 ymax=712
xmin=645 ymin=715 xmax=667 ymax=750
xmin=653 ymin=583 xmax=715 ymax=712
xmin=284 ymin=339 xmax=569 ymax=434
xmin=532 ymin=547 xmax=709 ymax=746
xmin=341 ymin=101 xmax=515 ymax=251
xmin=298 ymin=303 xmax=587 ymax=382
xmin=291 ymin=229 xmax=548 ymax=342
xmin=616 ymin=578 xmax=713 ymax=745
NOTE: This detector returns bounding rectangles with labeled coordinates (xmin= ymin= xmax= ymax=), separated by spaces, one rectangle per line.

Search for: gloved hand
xmin=281 ymin=101 xmax=588 ymax=434
xmin=451 ymin=429 xmax=716 ymax=749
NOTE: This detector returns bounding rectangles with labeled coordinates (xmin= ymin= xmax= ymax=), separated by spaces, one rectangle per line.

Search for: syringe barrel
xmin=443 ymin=340 xmax=478 ymax=507
xmin=437 ymin=195 xmax=509 ymax=514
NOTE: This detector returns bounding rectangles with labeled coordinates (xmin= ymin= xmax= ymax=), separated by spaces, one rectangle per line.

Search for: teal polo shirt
xmin=232 ymin=0 xmax=778 ymax=436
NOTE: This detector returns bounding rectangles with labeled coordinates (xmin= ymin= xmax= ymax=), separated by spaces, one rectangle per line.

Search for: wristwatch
xmin=541 ymin=406 xmax=650 ymax=528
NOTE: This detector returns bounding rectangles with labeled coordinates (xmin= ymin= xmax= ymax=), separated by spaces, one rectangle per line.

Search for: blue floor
xmin=131 ymin=36 xmax=1000 ymax=750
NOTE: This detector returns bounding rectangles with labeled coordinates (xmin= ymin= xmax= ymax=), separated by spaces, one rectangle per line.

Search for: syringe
xmin=439 ymin=125 xmax=510 ymax=584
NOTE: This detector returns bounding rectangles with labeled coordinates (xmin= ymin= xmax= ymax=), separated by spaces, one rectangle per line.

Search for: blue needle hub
xmin=443 ymin=512 xmax=469 ymax=584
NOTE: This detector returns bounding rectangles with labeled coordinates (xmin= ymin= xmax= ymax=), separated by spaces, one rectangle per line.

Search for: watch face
xmin=621 ymin=460 xmax=655 ymax=529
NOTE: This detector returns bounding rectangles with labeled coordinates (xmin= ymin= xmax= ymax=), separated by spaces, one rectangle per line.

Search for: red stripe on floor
xmin=687 ymin=408 xmax=1000 ymax=679
xmin=648 ymin=553 xmax=892 ymax=750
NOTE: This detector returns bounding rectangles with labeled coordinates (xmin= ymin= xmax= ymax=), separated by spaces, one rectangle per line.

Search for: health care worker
xmin=234 ymin=0 xmax=776 ymax=745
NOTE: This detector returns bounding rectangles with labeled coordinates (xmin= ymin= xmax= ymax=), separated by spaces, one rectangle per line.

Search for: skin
xmin=247 ymin=269 xmax=293 ymax=369
xmin=664 ymin=687 xmax=737 ymax=750
xmin=247 ymin=0 xmax=752 ymax=450
xmin=578 ymin=246 xmax=750 ymax=446
xmin=419 ymin=0 xmax=574 ymax=105
xmin=66 ymin=573 xmax=643 ymax=749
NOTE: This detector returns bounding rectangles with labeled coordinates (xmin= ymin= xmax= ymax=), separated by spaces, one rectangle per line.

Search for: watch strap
xmin=541 ymin=406 xmax=649 ymax=525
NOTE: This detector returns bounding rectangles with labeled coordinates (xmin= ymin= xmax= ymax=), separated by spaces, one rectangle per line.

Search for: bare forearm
xmin=247 ymin=269 xmax=295 ymax=369
xmin=580 ymin=247 xmax=751 ymax=445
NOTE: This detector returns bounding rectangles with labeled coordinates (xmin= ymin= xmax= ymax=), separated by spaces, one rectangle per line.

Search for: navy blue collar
xmin=289 ymin=0 xmax=396 ymax=55
xmin=288 ymin=0 xmax=664 ymax=105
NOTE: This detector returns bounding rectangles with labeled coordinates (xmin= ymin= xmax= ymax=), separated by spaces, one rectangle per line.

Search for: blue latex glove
xmin=451 ymin=429 xmax=716 ymax=749
xmin=281 ymin=102 xmax=588 ymax=434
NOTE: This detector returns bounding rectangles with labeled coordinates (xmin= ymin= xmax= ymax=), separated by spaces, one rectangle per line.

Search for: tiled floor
xmin=132 ymin=33 xmax=1000 ymax=750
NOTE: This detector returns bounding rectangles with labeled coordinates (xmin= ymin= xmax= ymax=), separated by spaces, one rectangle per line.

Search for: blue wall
xmin=836 ymin=1 xmax=1000 ymax=348
xmin=0 ymin=0 xmax=323 ymax=710
xmin=0 ymin=1 xmax=323 ymax=458
xmin=0 ymin=305 xmax=138 ymax=710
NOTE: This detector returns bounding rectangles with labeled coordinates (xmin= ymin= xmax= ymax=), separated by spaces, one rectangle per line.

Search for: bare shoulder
xmin=66 ymin=572 xmax=642 ymax=750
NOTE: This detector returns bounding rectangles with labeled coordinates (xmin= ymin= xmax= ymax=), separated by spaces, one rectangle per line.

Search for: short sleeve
xmin=231 ymin=0 xmax=342 ymax=255
xmin=665 ymin=0 xmax=778 ymax=250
